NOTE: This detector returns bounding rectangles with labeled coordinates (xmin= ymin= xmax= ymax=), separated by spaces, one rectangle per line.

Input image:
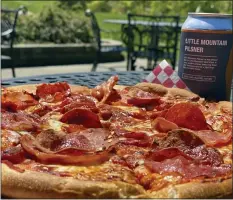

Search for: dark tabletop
xmin=2 ymin=71 xmax=232 ymax=101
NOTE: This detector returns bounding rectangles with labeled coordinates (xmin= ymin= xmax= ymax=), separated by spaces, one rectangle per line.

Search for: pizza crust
xmin=150 ymin=179 xmax=232 ymax=198
xmin=5 ymin=83 xmax=230 ymax=107
xmin=217 ymin=101 xmax=232 ymax=113
xmin=134 ymin=82 xmax=232 ymax=112
xmin=2 ymin=164 xmax=147 ymax=199
xmin=135 ymin=82 xmax=200 ymax=99
xmin=2 ymin=163 xmax=232 ymax=199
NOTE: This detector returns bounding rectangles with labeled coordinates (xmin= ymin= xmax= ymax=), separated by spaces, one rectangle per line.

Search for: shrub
xmin=16 ymin=5 xmax=91 ymax=44
xmin=87 ymin=1 xmax=112 ymax=12
xmin=58 ymin=0 xmax=87 ymax=11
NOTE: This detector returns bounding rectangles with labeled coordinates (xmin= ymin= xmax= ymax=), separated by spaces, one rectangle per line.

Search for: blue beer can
xmin=178 ymin=13 xmax=232 ymax=101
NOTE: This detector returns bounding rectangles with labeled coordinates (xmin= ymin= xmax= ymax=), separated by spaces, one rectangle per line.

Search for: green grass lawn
xmin=2 ymin=1 xmax=125 ymax=41
xmin=95 ymin=12 xmax=126 ymax=41
xmin=1 ymin=1 xmax=57 ymax=13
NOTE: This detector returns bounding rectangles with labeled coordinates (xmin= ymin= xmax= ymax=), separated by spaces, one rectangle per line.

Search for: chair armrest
xmin=1 ymin=29 xmax=13 ymax=37
xmin=17 ymin=6 xmax=28 ymax=15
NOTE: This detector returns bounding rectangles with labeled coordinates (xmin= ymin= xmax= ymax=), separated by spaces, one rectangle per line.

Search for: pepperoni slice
xmin=60 ymin=101 xmax=98 ymax=114
xmin=127 ymin=98 xmax=159 ymax=106
xmin=148 ymin=148 xmax=192 ymax=162
xmin=1 ymin=145 xmax=26 ymax=164
xmin=154 ymin=129 xmax=224 ymax=166
xmin=165 ymin=102 xmax=208 ymax=130
xmin=145 ymin=156 xmax=232 ymax=179
xmin=91 ymin=76 xmax=119 ymax=103
xmin=111 ymin=155 xmax=128 ymax=167
xmin=31 ymin=104 xmax=52 ymax=117
xmin=120 ymin=138 xmax=153 ymax=147
xmin=115 ymin=129 xmax=148 ymax=139
xmin=62 ymin=124 xmax=86 ymax=133
xmin=20 ymin=130 xmax=114 ymax=165
xmin=125 ymin=88 xmax=161 ymax=107
xmin=34 ymin=128 xmax=117 ymax=153
xmin=21 ymin=134 xmax=111 ymax=165
xmin=1 ymin=111 xmax=41 ymax=132
xmin=114 ymin=129 xmax=153 ymax=147
xmin=152 ymin=117 xmax=178 ymax=132
xmin=36 ymin=82 xmax=70 ymax=101
xmin=194 ymin=130 xmax=232 ymax=147
xmin=116 ymin=145 xmax=148 ymax=169
xmin=55 ymin=94 xmax=98 ymax=114
xmin=148 ymin=146 xmax=223 ymax=166
xmin=60 ymin=108 xmax=102 ymax=128
xmin=2 ymin=91 xmax=38 ymax=111
xmin=55 ymin=129 xmax=114 ymax=152
xmin=149 ymin=109 xmax=168 ymax=119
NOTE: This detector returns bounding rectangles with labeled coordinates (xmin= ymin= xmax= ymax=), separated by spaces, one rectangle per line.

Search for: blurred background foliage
xmin=2 ymin=0 xmax=232 ymax=44
xmin=16 ymin=5 xmax=91 ymax=44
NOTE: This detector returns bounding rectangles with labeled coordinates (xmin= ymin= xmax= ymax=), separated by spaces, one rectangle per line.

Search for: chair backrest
xmin=1 ymin=6 xmax=27 ymax=49
xmin=85 ymin=9 xmax=101 ymax=52
xmin=125 ymin=13 xmax=180 ymax=68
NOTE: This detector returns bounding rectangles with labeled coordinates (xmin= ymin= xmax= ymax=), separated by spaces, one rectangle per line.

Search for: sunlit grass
xmin=95 ymin=12 xmax=126 ymax=40
xmin=2 ymin=1 xmax=125 ymax=40
xmin=1 ymin=1 xmax=57 ymax=13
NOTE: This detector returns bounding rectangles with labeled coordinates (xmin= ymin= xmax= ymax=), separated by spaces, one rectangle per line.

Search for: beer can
xmin=178 ymin=13 xmax=232 ymax=101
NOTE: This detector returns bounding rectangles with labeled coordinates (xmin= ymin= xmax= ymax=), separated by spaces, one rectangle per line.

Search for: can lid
xmin=188 ymin=12 xmax=232 ymax=18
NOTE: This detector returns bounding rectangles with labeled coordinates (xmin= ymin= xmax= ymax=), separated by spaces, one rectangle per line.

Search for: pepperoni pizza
xmin=1 ymin=76 xmax=232 ymax=198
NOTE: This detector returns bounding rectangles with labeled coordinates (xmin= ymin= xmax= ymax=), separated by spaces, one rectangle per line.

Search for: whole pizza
xmin=1 ymin=76 xmax=232 ymax=198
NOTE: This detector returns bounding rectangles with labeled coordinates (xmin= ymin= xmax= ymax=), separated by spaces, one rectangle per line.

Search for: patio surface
xmin=1 ymin=59 xmax=150 ymax=79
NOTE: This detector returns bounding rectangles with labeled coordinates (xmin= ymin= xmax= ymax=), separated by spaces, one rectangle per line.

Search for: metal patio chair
xmin=85 ymin=9 xmax=124 ymax=72
xmin=1 ymin=6 xmax=27 ymax=77
xmin=124 ymin=13 xmax=180 ymax=71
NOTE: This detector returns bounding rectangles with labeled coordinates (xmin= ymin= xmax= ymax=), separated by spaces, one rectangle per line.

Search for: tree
xmin=150 ymin=1 xmax=232 ymax=17
xmin=58 ymin=0 xmax=87 ymax=10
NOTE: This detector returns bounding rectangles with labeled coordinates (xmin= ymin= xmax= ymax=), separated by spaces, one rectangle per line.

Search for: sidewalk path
xmin=2 ymin=59 xmax=177 ymax=79
xmin=2 ymin=60 xmax=149 ymax=79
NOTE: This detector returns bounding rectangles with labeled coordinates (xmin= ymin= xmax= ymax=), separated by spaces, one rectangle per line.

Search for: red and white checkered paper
xmin=143 ymin=60 xmax=189 ymax=90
